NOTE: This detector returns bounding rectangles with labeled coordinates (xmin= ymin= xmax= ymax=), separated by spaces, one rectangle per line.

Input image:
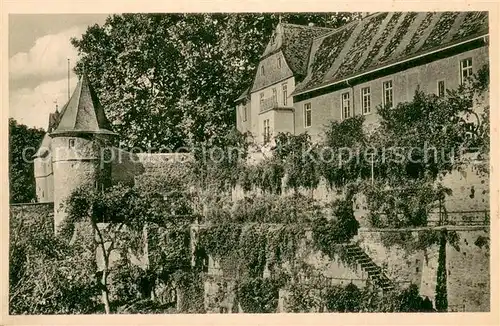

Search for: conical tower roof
xmin=51 ymin=70 xmax=116 ymax=136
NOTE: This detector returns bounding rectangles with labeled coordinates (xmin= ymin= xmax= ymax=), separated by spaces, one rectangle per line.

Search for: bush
xmin=237 ymin=278 xmax=280 ymax=313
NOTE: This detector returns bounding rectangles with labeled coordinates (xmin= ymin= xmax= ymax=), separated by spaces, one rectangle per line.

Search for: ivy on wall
xmin=435 ymin=230 xmax=448 ymax=312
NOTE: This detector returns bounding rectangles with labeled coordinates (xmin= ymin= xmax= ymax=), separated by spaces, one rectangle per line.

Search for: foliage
xmin=148 ymin=225 xmax=192 ymax=278
xmin=72 ymin=13 xmax=361 ymax=150
xmin=237 ymin=277 xmax=280 ymax=313
xmin=9 ymin=215 xmax=100 ymax=314
xmin=63 ymin=181 xmax=198 ymax=313
xmin=375 ymin=65 xmax=489 ymax=182
xmin=275 ymin=132 xmax=321 ymax=191
xmin=287 ymin=283 xmax=323 ymax=312
xmin=320 ymin=115 xmax=367 ymax=188
xmin=435 ymin=230 xmax=448 ymax=311
xmin=311 ymin=197 xmax=360 ymax=258
xmin=171 ymin=270 xmax=206 ymax=313
xmin=191 ymin=128 xmax=250 ymax=193
xmin=364 ymin=180 xmax=450 ymax=228
xmin=325 ymin=283 xmax=361 ymax=312
xmin=110 ymin=258 xmax=153 ymax=303
xmin=240 ymin=155 xmax=284 ymax=194
xmin=231 ymin=193 xmax=322 ymax=224
xmin=286 ymin=282 xmax=434 ymax=313
xmin=9 ymin=118 xmax=45 ymax=203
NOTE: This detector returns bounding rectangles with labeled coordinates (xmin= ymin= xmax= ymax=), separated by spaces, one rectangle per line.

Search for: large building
xmin=235 ymin=12 xmax=489 ymax=144
xmin=25 ymin=12 xmax=490 ymax=312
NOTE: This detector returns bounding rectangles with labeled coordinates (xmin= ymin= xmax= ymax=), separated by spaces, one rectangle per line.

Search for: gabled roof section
xmin=294 ymin=11 xmax=489 ymax=95
xmin=280 ymin=23 xmax=334 ymax=76
xmin=34 ymin=106 xmax=60 ymax=158
xmin=51 ymin=71 xmax=116 ymax=136
xmin=262 ymin=23 xmax=334 ymax=76
xmin=33 ymin=133 xmax=52 ymax=158
xmin=235 ymin=87 xmax=250 ymax=103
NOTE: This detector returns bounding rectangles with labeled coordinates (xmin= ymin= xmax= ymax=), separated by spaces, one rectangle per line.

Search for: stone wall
xmin=356 ymin=229 xmax=423 ymax=288
xmin=446 ymin=227 xmax=490 ymax=312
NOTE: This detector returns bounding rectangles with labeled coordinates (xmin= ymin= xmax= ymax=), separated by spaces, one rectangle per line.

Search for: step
xmin=364 ymin=265 xmax=381 ymax=270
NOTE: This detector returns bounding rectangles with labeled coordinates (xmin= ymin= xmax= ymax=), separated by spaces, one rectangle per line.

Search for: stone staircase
xmin=343 ymin=243 xmax=395 ymax=292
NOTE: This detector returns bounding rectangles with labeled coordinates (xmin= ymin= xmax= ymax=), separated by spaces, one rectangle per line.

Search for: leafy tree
xmin=9 ymin=206 xmax=99 ymax=314
xmin=64 ymin=177 xmax=197 ymax=314
xmin=9 ymin=118 xmax=45 ymax=203
xmin=71 ymin=13 xmax=361 ymax=151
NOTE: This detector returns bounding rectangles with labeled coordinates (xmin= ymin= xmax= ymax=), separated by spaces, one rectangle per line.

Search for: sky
xmin=8 ymin=14 xmax=110 ymax=130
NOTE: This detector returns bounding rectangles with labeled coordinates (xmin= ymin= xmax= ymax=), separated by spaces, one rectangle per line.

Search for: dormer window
xmin=277 ymin=56 xmax=282 ymax=69
xmin=69 ymin=139 xmax=75 ymax=148
xmin=261 ymin=65 xmax=265 ymax=75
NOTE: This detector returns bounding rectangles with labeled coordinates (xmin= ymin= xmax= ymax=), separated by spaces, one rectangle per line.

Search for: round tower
xmin=50 ymin=71 xmax=116 ymax=234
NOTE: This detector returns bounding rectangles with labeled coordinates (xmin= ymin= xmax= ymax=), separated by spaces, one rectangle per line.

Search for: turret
xmin=33 ymin=105 xmax=60 ymax=203
xmin=50 ymin=70 xmax=116 ymax=234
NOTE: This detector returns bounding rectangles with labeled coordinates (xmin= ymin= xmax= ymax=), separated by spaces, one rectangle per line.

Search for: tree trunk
xmin=101 ymin=269 xmax=111 ymax=314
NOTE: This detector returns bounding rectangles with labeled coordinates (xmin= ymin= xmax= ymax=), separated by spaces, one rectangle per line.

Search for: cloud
xmin=10 ymin=76 xmax=79 ymax=130
xmin=9 ymin=26 xmax=85 ymax=81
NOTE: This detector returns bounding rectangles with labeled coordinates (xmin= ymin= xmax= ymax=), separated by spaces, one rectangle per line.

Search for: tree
xmin=9 ymin=203 xmax=100 ymax=314
xmin=71 ymin=13 xmax=361 ymax=151
xmin=9 ymin=118 xmax=45 ymax=203
xmin=64 ymin=177 xmax=198 ymax=314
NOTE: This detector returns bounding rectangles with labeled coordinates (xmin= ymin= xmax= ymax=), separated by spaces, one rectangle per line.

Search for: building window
xmin=261 ymin=65 xmax=265 ymax=76
xmin=304 ymin=103 xmax=312 ymax=128
xmin=69 ymin=139 xmax=75 ymax=148
xmin=437 ymin=80 xmax=446 ymax=97
xmin=263 ymin=119 xmax=271 ymax=144
xmin=341 ymin=92 xmax=351 ymax=119
xmin=361 ymin=87 xmax=371 ymax=114
xmin=242 ymin=105 xmax=247 ymax=122
xmin=460 ymin=58 xmax=473 ymax=84
xmin=277 ymin=56 xmax=281 ymax=69
xmin=282 ymin=84 xmax=288 ymax=106
xmin=383 ymin=80 xmax=393 ymax=108
xmin=272 ymin=88 xmax=277 ymax=105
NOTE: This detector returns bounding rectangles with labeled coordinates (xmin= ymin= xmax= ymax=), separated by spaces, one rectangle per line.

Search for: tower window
xmin=68 ymin=139 xmax=75 ymax=148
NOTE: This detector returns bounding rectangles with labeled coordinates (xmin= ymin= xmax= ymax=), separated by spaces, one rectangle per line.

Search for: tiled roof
xmin=51 ymin=71 xmax=116 ymax=136
xmin=279 ymin=23 xmax=334 ymax=76
xmin=47 ymin=110 xmax=60 ymax=133
xmin=294 ymin=11 xmax=489 ymax=95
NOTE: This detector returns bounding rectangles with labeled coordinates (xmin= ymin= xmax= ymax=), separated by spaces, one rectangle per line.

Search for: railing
xmin=427 ymin=209 xmax=489 ymax=226
xmin=260 ymin=97 xmax=278 ymax=112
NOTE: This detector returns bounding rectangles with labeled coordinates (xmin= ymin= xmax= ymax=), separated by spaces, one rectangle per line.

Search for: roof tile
xmin=294 ymin=11 xmax=489 ymax=95
xmin=51 ymin=72 xmax=116 ymax=136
